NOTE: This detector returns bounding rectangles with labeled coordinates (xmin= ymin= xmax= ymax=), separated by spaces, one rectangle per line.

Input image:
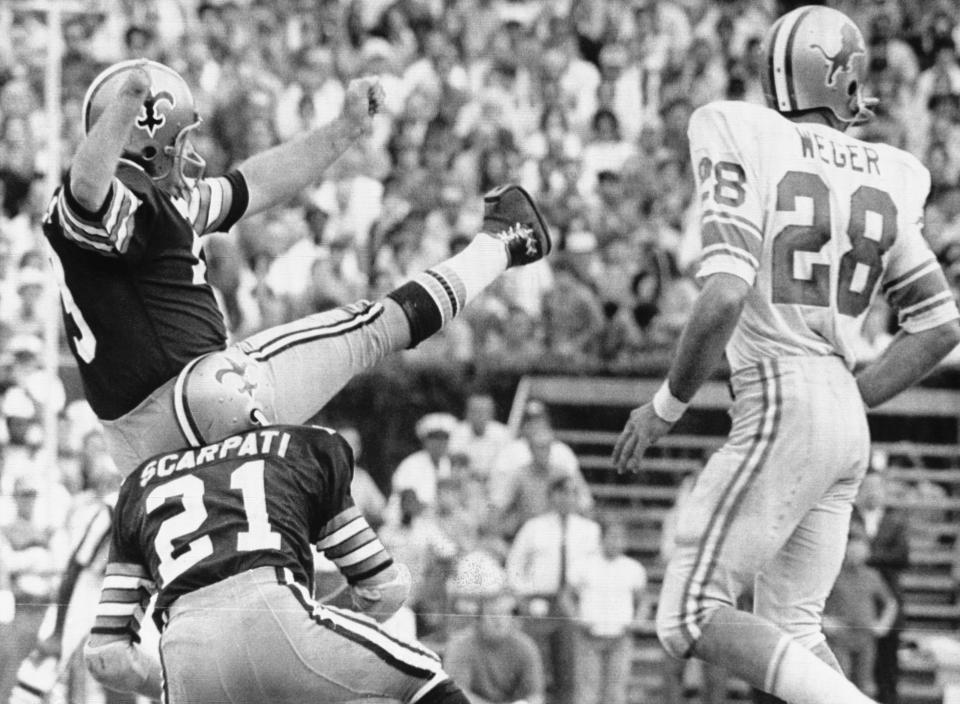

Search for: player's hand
xmin=612 ymin=402 xmax=674 ymax=473
xmin=119 ymin=62 xmax=151 ymax=102
xmin=343 ymin=76 xmax=385 ymax=135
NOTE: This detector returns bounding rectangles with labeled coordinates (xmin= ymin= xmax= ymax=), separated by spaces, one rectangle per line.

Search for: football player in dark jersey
xmin=83 ymin=424 xmax=472 ymax=704
xmin=45 ymin=60 xmax=551 ymax=472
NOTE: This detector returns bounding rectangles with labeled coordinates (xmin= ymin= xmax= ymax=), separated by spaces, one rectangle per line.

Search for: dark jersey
xmin=107 ymin=425 xmax=355 ymax=628
xmin=41 ymin=161 xmax=248 ymax=419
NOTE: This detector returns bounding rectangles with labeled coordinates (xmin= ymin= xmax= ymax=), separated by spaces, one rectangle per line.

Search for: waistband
xmin=730 ymin=355 xmax=851 ymax=387
xmin=165 ymin=566 xmax=303 ymax=623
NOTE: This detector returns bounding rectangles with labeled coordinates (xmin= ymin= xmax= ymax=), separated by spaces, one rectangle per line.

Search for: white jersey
xmin=689 ymin=101 xmax=959 ymax=371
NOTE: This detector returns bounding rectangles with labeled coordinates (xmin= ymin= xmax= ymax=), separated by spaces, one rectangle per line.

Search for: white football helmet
xmin=174 ymin=349 xmax=277 ymax=446
xmin=761 ymin=6 xmax=875 ymax=125
xmin=82 ymin=59 xmax=206 ymax=189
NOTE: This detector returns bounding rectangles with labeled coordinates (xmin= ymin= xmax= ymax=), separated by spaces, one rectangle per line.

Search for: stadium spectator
xmin=448 ymin=391 xmax=510 ymax=479
xmin=506 ymin=476 xmax=601 ymax=704
xmin=823 ymin=520 xmax=899 ymax=698
xmin=570 ymin=518 xmax=649 ymax=704
xmin=379 ymin=488 xmax=458 ymax=638
xmin=856 ymin=470 xmax=911 ymax=704
xmin=389 ymin=412 xmax=458 ymax=511
xmin=444 ymin=550 xmax=546 ymax=704
xmin=494 ymin=423 xmax=593 ymax=541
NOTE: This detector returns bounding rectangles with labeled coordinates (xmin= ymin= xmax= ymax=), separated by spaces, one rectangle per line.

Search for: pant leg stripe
xmin=693 ymin=360 xmax=782 ymax=618
xmin=247 ymin=303 xmax=384 ymax=361
xmin=324 ymin=604 xmax=441 ymax=663
xmin=276 ymin=570 xmax=440 ymax=679
xmin=676 ymin=360 xmax=778 ymax=649
xmin=173 ymin=354 xmax=206 ymax=448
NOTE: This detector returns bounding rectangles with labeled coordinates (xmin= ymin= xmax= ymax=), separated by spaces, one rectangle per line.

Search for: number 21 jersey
xmin=689 ymin=100 xmax=959 ymax=371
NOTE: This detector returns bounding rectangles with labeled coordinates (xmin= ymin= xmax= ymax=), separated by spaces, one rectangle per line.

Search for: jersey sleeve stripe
xmin=883 ymin=259 xmax=940 ymax=294
xmin=899 ymin=296 xmax=960 ymax=333
xmin=323 ymin=532 xmax=378 ymax=560
xmin=886 ymin=269 xmax=953 ymax=311
xmin=96 ymin=601 xmax=143 ymax=617
xmin=316 ymin=514 xmax=366 ymax=549
xmin=318 ymin=506 xmax=364 ymax=542
xmin=339 ymin=553 xmax=392 ymax=583
xmin=334 ymin=538 xmax=388 ymax=567
xmin=111 ymin=195 xmax=140 ymax=253
xmin=700 ymin=210 xmax=763 ymax=240
xmin=105 ymin=562 xmax=152 ymax=579
xmin=697 ymin=254 xmax=758 ymax=286
xmin=899 ymin=290 xmax=956 ymax=317
xmin=701 ymin=243 xmax=760 ymax=270
xmin=190 ymin=182 xmax=212 ymax=232
xmin=206 ymin=178 xmax=226 ymax=230
xmin=58 ymin=197 xmax=113 ymax=243
xmin=701 ymin=222 xmax=763 ymax=261
xmin=102 ymin=574 xmax=155 ymax=591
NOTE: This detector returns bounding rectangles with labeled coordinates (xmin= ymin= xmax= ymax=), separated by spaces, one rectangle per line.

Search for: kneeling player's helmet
xmin=761 ymin=6 xmax=875 ymax=125
xmin=174 ymin=350 xmax=278 ymax=446
xmin=82 ymin=59 xmax=205 ymax=184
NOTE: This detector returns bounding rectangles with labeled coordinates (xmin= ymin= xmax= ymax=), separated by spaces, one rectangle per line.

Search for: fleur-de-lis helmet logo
xmin=136 ymin=90 xmax=176 ymax=137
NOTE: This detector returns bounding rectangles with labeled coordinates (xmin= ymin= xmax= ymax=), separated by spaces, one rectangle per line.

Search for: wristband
xmin=652 ymin=380 xmax=687 ymax=423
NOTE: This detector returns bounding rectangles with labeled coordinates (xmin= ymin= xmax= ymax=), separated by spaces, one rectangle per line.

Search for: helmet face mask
xmin=82 ymin=59 xmax=205 ymax=196
xmin=761 ymin=6 xmax=875 ymax=128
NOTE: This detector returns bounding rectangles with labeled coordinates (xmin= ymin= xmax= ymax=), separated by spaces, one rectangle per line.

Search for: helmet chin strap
xmin=251 ymin=409 xmax=270 ymax=427
xmin=841 ymin=94 xmax=878 ymax=127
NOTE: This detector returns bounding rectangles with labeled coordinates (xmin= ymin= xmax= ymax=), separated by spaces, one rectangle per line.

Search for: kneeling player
xmin=83 ymin=424 xmax=471 ymax=704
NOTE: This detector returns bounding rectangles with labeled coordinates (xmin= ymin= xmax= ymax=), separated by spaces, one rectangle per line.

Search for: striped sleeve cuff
xmin=696 ymin=243 xmax=759 ymax=285
xmin=91 ymin=562 xmax=155 ymax=637
xmin=317 ymin=508 xmax=392 ymax=584
xmin=59 ymin=178 xmax=140 ymax=255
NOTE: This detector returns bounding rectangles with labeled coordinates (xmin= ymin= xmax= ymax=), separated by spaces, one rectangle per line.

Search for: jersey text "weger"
xmin=796 ymin=127 xmax=880 ymax=174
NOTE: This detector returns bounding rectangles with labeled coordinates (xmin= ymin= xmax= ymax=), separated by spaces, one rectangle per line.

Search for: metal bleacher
xmin=508 ymin=375 xmax=960 ymax=704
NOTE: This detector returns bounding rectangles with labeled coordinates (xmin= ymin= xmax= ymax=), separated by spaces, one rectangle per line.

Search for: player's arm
xmin=614 ymin=104 xmax=761 ymax=472
xmin=316 ymin=504 xmax=410 ymax=622
xmin=83 ymin=507 xmax=161 ymax=703
xmin=70 ymin=63 xmax=150 ymax=212
xmin=859 ymin=160 xmax=960 ymax=408
xmin=237 ymin=77 xmax=384 ymax=218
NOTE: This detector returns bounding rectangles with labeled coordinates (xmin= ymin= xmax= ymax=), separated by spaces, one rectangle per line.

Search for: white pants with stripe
xmin=656 ymin=356 xmax=870 ymax=659
xmin=102 ymin=300 xmax=403 ymax=473
xmin=160 ymin=567 xmax=448 ymax=704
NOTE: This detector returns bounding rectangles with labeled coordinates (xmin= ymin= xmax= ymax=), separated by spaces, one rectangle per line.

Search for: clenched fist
xmin=120 ymin=61 xmax=151 ymax=102
xmin=342 ymin=76 xmax=385 ymax=135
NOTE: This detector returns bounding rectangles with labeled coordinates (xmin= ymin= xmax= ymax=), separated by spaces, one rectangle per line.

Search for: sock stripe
xmin=425 ymin=268 xmax=461 ymax=317
xmin=413 ymin=272 xmax=453 ymax=324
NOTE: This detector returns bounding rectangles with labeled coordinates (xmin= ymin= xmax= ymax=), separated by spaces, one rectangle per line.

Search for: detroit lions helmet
xmin=761 ymin=6 xmax=875 ymax=125
xmin=82 ymin=59 xmax=206 ymax=187
xmin=174 ymin=349 xmax=278 ymax=446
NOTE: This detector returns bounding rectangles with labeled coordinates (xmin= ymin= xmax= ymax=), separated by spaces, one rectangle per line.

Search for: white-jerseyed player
xmin=613 ymin=6 xmax=960 ymax=704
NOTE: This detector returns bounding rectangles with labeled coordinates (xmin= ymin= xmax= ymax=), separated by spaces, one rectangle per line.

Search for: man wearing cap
xmin=390 ymin=412 xmax=458 ymax=510
xmin=445 ymin=551 xmax=545 ymax=704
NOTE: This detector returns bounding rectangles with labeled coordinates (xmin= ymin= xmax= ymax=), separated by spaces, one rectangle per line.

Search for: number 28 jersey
xmin=690 ymin=101 xmax=960 ymax=371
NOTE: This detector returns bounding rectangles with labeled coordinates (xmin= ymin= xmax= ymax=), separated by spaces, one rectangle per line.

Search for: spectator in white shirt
xmin=489 ymin=400 xmax=580 ymax=509
xmin=506 ymin=477 xmax=600 ymax=704
xmin=448 ymin=391 xmax=510 ymax=479
xmin=389 ymin=412 xmax=458 ymax=510
xmin=570 ymin=519 xmax=648 ymax=704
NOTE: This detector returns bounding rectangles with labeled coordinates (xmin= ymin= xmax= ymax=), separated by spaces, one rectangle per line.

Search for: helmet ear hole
xmin=141 ymin=145 xmax=159 ymax=160
xmin=847 ymin=80 xmax=858 ymax=96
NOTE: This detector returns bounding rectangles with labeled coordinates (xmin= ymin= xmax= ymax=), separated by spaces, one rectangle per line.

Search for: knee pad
xmin=175 ymin=348 xmax=277 ymax=446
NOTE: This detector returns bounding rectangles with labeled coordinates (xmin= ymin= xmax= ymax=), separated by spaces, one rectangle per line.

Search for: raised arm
xmin=238 ymin=76 xmax=385 ymax=217
xmin=70 ymin=63 xmax=150 ymax=212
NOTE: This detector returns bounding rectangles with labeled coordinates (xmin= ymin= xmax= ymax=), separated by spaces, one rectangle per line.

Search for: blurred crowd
xmin=2 ymin=0 xmax=960 ymax=378
xmin=2 ymin=0 xmax=960 ymax=702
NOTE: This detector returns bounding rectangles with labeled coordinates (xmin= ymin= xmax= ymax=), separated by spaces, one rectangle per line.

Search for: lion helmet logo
xmin=810 ymin=23 xmax=865 ymax=88
xmin=136 ymin=90 xmax=176 ymax=137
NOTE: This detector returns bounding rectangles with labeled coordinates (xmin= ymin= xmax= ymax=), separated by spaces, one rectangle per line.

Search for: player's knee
xmin=417 ymin=678 xmax=470 ymax=704
xmin=656 ymin=603 xmax=696 ymax=660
